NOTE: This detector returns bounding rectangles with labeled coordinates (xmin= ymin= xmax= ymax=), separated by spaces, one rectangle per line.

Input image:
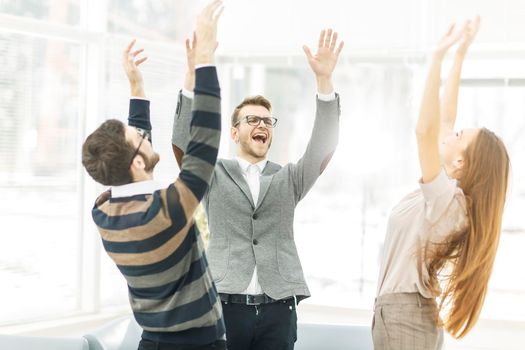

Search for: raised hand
xmin=186 ymin=32 xmax=197 ymax=73
xmin=456 ymin=16 xmax=481 ymax=57
xmin=194 ymin=0 xmax=224 ymax=65
xmin=434 ymin=23 xmax=464 ymax=59
xmin=303 ymin=29 xmax=344 ymax=80
xmin=183 ymin=31 xmax=219 ymax=91
xmin=122 ymin=39 xmax=148 ymax=96
xmin=184 ymin=32 xmax=197 ymax=91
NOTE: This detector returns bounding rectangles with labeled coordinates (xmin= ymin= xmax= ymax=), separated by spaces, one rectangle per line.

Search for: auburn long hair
xmin=426 ymin=127 xmax=510 ymax=338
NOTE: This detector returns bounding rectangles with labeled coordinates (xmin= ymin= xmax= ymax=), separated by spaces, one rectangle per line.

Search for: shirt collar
xmin=236 ymin=156 xmax=267 ymax=174
xmin=111 ymin=179 xmax=164 ymax=198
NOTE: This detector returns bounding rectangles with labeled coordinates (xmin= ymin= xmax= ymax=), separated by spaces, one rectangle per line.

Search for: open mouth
xmin=252 ymin=132 xmax=268 ymax=144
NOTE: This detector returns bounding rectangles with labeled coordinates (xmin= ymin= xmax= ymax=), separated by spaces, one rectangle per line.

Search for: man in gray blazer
xmin=171 ymin=29 xmax=343 ymax=350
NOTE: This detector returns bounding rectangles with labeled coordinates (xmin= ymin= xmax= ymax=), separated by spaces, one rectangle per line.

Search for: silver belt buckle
xmin=246 ymin=294 xmax=258 ymax=306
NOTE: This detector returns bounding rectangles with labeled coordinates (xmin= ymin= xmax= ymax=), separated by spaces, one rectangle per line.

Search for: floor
xmin=2 ymin=304 xmax=524 ymax=349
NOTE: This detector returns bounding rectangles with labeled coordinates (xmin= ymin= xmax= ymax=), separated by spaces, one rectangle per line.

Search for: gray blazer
xmin=173 ymin=92 xmax=340 ymax=300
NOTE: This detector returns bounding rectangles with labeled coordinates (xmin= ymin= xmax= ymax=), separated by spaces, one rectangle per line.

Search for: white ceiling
xmin=201 ymin=0 xmax=525 ymax=55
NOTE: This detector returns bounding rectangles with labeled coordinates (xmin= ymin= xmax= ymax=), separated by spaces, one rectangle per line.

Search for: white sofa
xmin=0 ymin=334 xmax=89 ymax=350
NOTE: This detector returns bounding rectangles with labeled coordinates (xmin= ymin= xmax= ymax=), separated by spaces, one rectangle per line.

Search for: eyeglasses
xmin=234 ymin=115 xmax=278 ymax=128
xmin=135 ymin=127 xmax=151 ymax=142
xmin=129 ymin=127 xmax=151 ymax=167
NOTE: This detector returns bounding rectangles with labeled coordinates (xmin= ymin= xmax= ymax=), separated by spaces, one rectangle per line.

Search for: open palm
xmin=122 ymin=39 xmax=147 ymax=87
xmin=303 ymin=29 xmax=344 ymax=78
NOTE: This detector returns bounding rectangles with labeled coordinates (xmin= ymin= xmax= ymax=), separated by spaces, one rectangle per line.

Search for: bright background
xmin=1 ymin=0 xmax=525 ymax=349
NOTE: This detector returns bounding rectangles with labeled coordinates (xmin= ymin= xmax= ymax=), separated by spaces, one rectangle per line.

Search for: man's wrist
xmin=184 ymin=73 xmax=195 ymax=92
xmin=316 ymin=76 xmax=334 ymax=95
xmin=195 ymin=54 xmax=214 ymax=65
xmin=130 ymin=87 xmax=145 ymax=97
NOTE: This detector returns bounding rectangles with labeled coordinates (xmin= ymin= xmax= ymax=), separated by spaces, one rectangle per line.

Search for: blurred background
xmin=1 ymin=0 xmax=524 ymax=349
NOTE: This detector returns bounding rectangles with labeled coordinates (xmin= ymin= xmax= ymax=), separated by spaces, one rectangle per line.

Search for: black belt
xmin=220 ymin=293 xmax=290 ymax=305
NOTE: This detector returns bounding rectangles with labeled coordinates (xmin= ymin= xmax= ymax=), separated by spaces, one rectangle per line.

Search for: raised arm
xmin=290 ymin=29 xmax=343 ymax=202
xmin=416 ymin=24 xmax=464 ymax=183
xmin=122 ymin=39 xmax=152 ymax=136
xmin=440 ymin=17 xmax=480 ymax=141
xmin=172 ymin=32 xmax=200 ymax=168
xmin=175 ymin=0 xmax=223 ymax=206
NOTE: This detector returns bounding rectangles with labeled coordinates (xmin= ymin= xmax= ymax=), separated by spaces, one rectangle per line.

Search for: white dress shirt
xmin=236 ymin=156 xmax=267 ymax=295
xmin=111 ymin=179 xmax=164 ymax=198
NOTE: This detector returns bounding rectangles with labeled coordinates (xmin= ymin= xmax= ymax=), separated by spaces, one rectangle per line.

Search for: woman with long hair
xmin=372 ymin=17 xmax=510 ymax=349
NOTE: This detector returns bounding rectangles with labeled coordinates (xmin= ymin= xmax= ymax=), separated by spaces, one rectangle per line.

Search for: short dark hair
xmin=81 ymin=119 xmax=135 ymax=186
xmin=231 ymin=95 xmax=272 ymax=126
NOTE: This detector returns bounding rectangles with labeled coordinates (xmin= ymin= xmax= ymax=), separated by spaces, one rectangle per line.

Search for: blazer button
xmin=252 ymin=213 xmax=258 ymax=220
xmin=253 ymin=239 xmax=259 ymax=245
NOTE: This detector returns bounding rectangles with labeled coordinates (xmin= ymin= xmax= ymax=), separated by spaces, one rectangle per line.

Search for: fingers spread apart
xmin=318 ymin=28 xmax=344 ymax=54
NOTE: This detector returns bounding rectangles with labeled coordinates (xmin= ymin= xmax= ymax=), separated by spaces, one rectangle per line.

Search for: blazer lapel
xmin=221 ymin=159 xmax=255 ymax=208
xmin=255 ymin=162 xmax=281 ymax=210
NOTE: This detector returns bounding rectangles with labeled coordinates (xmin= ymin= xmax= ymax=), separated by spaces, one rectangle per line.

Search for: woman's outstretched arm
xmin=416 ymin=23 xmax=463 ymax=183
xmin=440 ymin=16 xmax=480 ymax=142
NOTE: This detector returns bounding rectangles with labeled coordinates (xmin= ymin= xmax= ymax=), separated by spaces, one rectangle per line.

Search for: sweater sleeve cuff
xmin=195 ymin=66 xmax=220 ymax=98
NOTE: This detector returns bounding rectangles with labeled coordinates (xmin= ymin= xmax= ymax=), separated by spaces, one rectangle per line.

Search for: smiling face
xmin=439 ymin=128 xmax=480 ymax=179
xmin=231 ymin=104 xmax=273 ymax=163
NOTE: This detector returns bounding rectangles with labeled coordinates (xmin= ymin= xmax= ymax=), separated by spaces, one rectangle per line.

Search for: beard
xmin=139 ymin=151 xmax=160 ymax=173
xmin=239 ymin=136 xmax=272 ymax=159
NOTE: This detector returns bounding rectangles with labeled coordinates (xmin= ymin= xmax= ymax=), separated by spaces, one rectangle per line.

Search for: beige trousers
xmin=372 ymin=293 xmax=444 ymax=350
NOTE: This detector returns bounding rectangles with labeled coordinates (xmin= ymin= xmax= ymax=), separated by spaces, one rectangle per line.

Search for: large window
xmin=0 ymin=0 xmax=193 ymax=326
xmin=0 ymin=32 xmax=81 ymax=323
xmin=107 ymin=0 xmax=204 ymax=43
xmin=0 ymin=0 xmax=80 ymax=25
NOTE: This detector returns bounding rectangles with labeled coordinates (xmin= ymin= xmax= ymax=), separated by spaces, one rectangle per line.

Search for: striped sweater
xmin=91 ymin=66 xmax=224 ymax=346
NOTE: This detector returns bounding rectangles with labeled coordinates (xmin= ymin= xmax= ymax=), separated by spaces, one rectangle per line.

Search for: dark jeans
xmin=138 ymin=339 xmax=227 ymax=350
xmin=222 ymin=298 xmax=297 ymax=350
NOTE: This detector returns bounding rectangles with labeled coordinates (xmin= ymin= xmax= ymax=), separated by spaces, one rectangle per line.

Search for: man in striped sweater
xmin=81 ymin=2 xmax=226 ymax=349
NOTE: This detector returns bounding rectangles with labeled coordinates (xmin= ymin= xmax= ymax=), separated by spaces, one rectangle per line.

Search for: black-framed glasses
xmin=234 ymin=115 xmax=278 ymax=128
xmin=129 ymin=128 xmax=151 ymax=167
xmin=135 ymin=127 xmax=151 ymax=142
